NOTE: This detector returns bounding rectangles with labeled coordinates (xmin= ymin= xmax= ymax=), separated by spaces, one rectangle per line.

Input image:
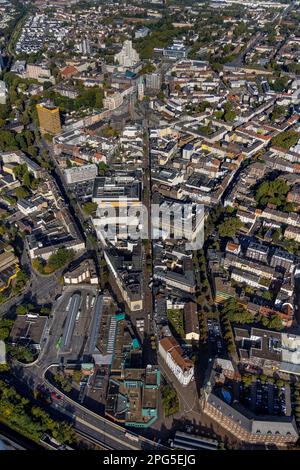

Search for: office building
xmin=135 ymin=26 xmax=150 ymax=39
xmin=36 ymin=103 xmax=62 ymax=135
xmin=145 ymin=72 xmax=161 ymax=90
xmin=78 ymin=38 xmax=91 ymax=55
xmin=137 ymin=77 xmax=144 ymax=101
xmin=64 ymin=164 xmax=98 ymax=185
xmin=163 ymin=40 xmax=188 ymax=60
xmin=26 ymin=63 xmax=53 ymax=83
xmin=8 ymin=314 xmax=48 ymax=352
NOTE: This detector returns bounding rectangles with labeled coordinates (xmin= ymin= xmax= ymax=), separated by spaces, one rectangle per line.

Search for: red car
xmin=51 ymin=392 xmax=62 ymax=400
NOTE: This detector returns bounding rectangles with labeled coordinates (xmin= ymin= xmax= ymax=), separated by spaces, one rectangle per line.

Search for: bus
xmin=66 ymin=297 xmax=72 ymax=312
xmin=76 ymin=309 xmax=81 ymax=322
xmin=55 ymin=336 xmax=62 ymax=350
xmin=124 ymin=432 xmax=139 ymax=442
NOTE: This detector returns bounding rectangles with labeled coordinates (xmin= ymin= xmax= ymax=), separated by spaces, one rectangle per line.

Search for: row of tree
xmin=221 ymin=298 xmax=284 ymax=331
xmin=0 ymin=380 xmax=75 ymax=444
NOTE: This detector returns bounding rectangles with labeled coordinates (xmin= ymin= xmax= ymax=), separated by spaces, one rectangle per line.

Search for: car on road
xmin=51 ymin=392 xmax=62 ymax=401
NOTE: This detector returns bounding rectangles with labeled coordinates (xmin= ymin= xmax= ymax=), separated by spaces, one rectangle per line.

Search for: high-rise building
xmin=0 ymin=81 xmax=7 ymax=105
xmin=137 ymin=77 xmax=144 ymax=101
xmin=145 ymin=72 xmax=161 ymax=90
xmin=36 ymin=103 xmax=62 ymax=135
xmin=78 ymin=38 xmax=91 ymax=56
xmin=114 ymin=40 xmax=140 ymax=68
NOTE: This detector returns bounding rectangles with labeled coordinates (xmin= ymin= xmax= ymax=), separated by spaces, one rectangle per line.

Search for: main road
xmin=11 ymin=360 xmax=166 ymax=451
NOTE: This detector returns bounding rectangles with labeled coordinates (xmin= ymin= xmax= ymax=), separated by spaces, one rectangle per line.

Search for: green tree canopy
xmin=218 ymin=217 xmax=243 ymax=238
xmin=255 ymin=178 xmax=289 ymax=209
xmin=271 ymin=130 xmax=300 ymax=150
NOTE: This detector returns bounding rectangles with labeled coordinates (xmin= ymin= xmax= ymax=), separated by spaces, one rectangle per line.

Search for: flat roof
xmin=9 ymin=315 xmax=47 ymax=346
xmin=61 ymin=293 xmax=81 ymax=350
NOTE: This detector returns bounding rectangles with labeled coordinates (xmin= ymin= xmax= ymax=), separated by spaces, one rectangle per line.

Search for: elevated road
xmin=44 ymin=374 xmax=167 ymax=450
xmin=11 ymin=362 xmax=167 ymax=451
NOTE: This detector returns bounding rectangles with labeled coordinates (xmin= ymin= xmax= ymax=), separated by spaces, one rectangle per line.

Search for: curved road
xmin=11 ymin=360 xmax=167 ymax=451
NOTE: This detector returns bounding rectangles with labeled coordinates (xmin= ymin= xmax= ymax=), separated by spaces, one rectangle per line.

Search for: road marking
xmin=75 ymin=416 xmax=139 ymax=450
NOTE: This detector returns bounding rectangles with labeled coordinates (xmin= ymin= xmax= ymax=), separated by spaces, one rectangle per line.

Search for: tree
xmin=0 ymin=380 xmax=75 ymax=444
xmin=101 ymin=126 xmax=118 ymax=138
xmin=224 ymin=110 xmax=236 ymax=122
xmin=13 ymin=164 xmax=27 ymax=181
xmin=241 ymin=374 xmax=253 ymax=388
xmin=270 ymin=76 xmax=289 ymax=93
xmin=82 ymin=202 xmax=98 ymax=216
xmin=271 ymin=130 xmax=300 ymax=150
xmin=8 ymin=345 xmax=35 ymax=363
xmin=255 ymin=178 xmax=289 ymax=209
xmin=45 ymin=248 xmax=75 ymax=273
xmin=40 ymin=306 xmax=50 ymax=315
xmin=221 ymin=298 xmax=253 ymax=324
xmin=218 ymin=217 xmax=243 ymax=238
xmin=72 ymin=370 xmax=82 ymax=383
xmin=23 ymin=171 xmax=31 ymax=189
xmin=14 ymin=270 xmax=28 ymax=292
xmin=15 ymin=187 xmax=30 ymax=200
xmin=140 ymin=61 xmax=155 ymax=74
xmin=43 ymin=81 xmax=52 ymax=91
xmin=16 ymin=304 xmax=29 ymax=315
xmin=27 ymin=146 xmax=38 ymax=157
xmin=262 ymin=291 xmax=272 ymax=301
xmin=268 ymin=315 xmax=284 ymax=331
xmin=98 ymin=161 xmax=107 ymax=175
xmin=210 ymin=62 xmax=223 ymax=73
xmin=199 ymin=125 xmax=213 ymax=136
xmin=0 ymin=327 xmax=10 ymax=340
xmin=53 ymin=372 xmax=72 ymax=393
xmin=270 ymin=105 xmax=287 ymax=122
xmin=161 ymin=384 xmax=179 ymax=417
xmin=0 ymin=130 xmax=18 ymax=151
xmin=32 ymin=258 xmax=45 ymax=274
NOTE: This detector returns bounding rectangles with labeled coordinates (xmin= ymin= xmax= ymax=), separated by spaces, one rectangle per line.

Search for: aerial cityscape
xmin=1 ymin=0 xmax=300 ymax=455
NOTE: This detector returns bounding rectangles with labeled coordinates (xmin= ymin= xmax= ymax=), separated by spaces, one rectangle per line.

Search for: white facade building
xmin=64 ymin=164 xmax=98 ymax=185
xmin=103 ymin=92 xmax=123 ymax=110
xmin=159 ymin=336 xmax=194 ymax=386
xmin=114 ymin=40 xmax=140 ymax=68
xmin=0 ymin=81 xmax=6 ymax=105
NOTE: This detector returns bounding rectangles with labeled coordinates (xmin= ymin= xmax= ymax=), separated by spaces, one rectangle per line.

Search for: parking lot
xmin=240 ymin=379 xmax=287 ymax=416
xmin=207 ymin=318 xmax=225 ymax=355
